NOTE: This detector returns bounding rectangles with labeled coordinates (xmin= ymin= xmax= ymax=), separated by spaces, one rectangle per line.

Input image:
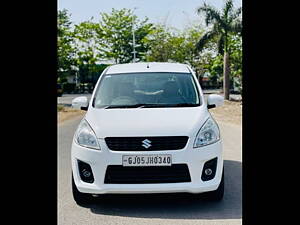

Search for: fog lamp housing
xmin=201 ymin=157 xmax=218 ymax=181
xmin=77 ymin=160 xmax=94 ymax=183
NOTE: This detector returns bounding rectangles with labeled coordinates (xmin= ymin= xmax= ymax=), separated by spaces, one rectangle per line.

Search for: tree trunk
xmin=196 ymin=70 xmax=202 ymax=86
xmin=223 ymin=52 xmax=230 ymax=100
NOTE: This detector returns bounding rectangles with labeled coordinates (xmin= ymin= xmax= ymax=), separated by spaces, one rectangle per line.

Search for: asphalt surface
xmin=58 ymin=115 xmax=242 ymax=225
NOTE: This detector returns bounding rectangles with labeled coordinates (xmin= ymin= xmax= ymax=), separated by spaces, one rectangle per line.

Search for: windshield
xmin=93 ymin=72 xmax=200 ymax=108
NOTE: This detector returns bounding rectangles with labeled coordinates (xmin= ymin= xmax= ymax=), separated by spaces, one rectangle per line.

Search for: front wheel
xmin=72 ymin=174 xmax=94 ymax=205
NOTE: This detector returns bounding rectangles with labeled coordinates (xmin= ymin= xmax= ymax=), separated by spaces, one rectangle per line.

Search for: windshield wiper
xmin=167 ymin=103 xmax=199 ymax=107
xmin=104 ymin=103 xmax=173 ymax=109
xmin=104 ymin=103 xmax=152 ymax=109
xmin=141 ymin=103 xmax=199 ymax=108
xmin=104 ymin=103 xmax=199 ymax=109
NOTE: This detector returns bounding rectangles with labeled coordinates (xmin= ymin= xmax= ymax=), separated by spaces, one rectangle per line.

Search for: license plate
xmin=122 ymin=155 xmax=172 ymax=167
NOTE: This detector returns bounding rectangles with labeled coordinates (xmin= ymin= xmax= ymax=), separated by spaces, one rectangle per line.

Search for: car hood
xmin=85 ymin=106 xmax=209 ymax=138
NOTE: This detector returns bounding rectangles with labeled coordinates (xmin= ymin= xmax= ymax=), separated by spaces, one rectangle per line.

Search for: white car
xmin=71 ymin=62 xmax=224 ymax=205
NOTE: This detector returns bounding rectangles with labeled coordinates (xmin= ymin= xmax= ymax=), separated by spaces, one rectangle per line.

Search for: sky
xmin=58 ymin=0 xmax=242 ymax=30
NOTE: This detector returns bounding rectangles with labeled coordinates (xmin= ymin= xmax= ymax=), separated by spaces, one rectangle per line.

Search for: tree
xmin=146 ymin=24 xmax=204 ymax=64
xmin=73 ymin=20 xmax=102 ymax=85
xmin=183 ymin=24 xmax=212 ymax=83
xmin=98 ymin=8 xmax=154 ymax=63
xmin=208 ymin=54 xmax=223 ymax=87
xmin=57 ymin=9 xmax=76 ymax=82
xmin=196 ymin=0 xmax=242 ymax=99
xmin=228 ymin=34 xmax=242 ymax=93
xmin=145 ymin=25 xmax=172 ymax=62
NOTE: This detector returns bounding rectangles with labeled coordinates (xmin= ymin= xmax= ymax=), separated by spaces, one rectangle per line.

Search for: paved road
xmin=58 ymin=116 xmax=242 ymax=225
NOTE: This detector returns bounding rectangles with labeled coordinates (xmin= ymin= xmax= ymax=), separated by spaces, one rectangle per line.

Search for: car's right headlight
xmin=193 ymin=117 xmax=220 ymax=148
xmin=74 ymin=119 xmax=100 ymax=150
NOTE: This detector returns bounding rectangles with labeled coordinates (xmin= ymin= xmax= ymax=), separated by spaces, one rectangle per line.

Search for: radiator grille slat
xmin=105 ymin=136 xmax=189 ymax=151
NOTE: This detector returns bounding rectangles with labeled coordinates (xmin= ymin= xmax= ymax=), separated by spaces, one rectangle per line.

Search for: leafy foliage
xmin=146 ymin=24 xmax=204 ymax=65
xmin=196 ymin=0 xmax=242 ymax=98
xmin=203 ymin=34 xmax=242 ymax=90
xmin=196 ymin=0 xmax=242 ymax=53
xmin=73 ymin=20 xmax=101 ymax=84
xmin=57 ymin=6 xmax=242 ymax=93
xmin=99 ymin=8 xmax=154 ymax=63
xmin=228 ymin=34 xmax=242 ymax=92
xmin=57 ymin=9 xmax=76 ymax=81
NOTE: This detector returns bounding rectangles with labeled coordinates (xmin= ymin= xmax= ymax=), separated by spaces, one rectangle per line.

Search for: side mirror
xmin=72 ymin=96 xmax=89 ymax=111
xmin=207 ymin=94 xmax=224 ymax=109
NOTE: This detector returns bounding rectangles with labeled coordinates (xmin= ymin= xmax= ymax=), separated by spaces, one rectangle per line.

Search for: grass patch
xmin=57 ymin=104 xmax=64 ymax=112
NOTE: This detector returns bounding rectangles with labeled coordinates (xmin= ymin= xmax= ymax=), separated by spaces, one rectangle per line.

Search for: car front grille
xmin=104 ymin=164 xmax=191 ymax=184
xmin=105 ymin=136 xmax=189 ymax=151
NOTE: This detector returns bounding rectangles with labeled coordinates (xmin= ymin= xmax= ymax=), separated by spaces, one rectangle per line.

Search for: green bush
xmin=57 ymin=104 xmax=64 ymax=112
xmin=62 ymin=83 xmax=76 ymax=94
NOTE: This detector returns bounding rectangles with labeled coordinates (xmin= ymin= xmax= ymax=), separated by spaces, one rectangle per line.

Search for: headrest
xmin=163 ymin=81 xmax=179 ymax=95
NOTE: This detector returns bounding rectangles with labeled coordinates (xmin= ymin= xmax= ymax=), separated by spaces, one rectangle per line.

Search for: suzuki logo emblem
xmin=142 ymin=139 xmax=152 ymax=148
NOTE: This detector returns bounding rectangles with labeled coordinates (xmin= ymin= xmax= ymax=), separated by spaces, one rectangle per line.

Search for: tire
xmin=72 ymin=174 xmax=94 ymax=205
xmin=201 ymin=167 xmax=224 ymax=201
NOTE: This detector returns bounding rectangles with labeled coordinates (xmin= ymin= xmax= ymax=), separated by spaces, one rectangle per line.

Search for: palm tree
xmin=196 ymin=0 xmax=242 ymax=100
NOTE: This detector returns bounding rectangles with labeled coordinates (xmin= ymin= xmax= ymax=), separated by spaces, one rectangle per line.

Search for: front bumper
xmin=71 ymin=138 xmax=223 ymax=194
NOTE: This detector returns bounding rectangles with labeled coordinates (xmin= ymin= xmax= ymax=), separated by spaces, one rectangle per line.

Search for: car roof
xmin=105 ymin=62 xmax=191 ymax=74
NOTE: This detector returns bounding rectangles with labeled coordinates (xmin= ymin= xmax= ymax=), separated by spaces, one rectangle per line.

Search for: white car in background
xmin=71 ymin=62 xmax=224 ymax=205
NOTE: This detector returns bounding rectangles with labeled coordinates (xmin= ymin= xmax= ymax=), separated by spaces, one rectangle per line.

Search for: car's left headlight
xmin=194 ymin=117 xmax=220 ymax=148
xmin=74 ymin=119 xmax=100 ymax=150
